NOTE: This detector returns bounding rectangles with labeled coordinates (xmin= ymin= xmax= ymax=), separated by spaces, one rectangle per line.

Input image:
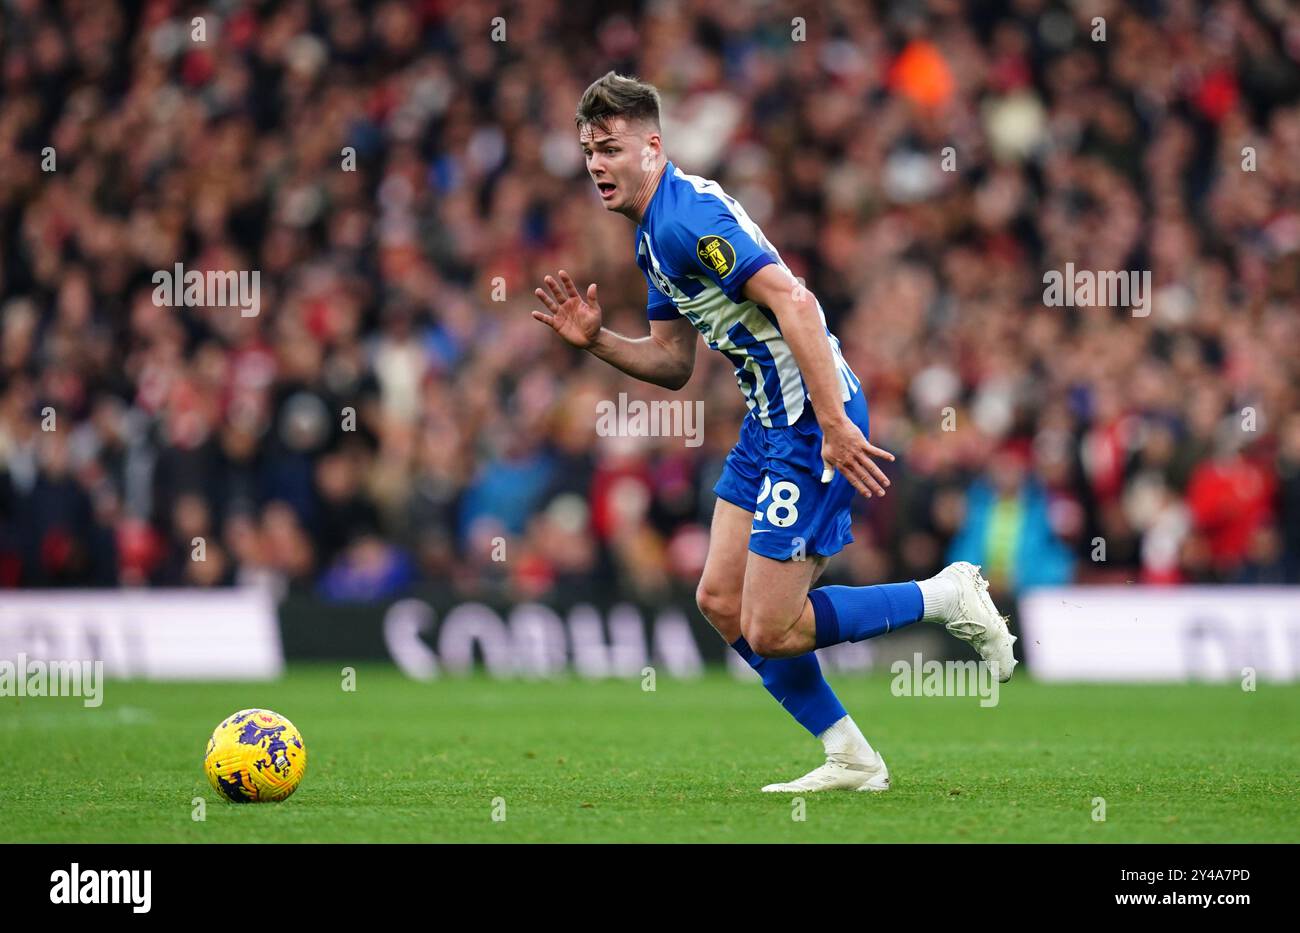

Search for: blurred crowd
xmin=1 ymin=0 xmax=1298 ymax=602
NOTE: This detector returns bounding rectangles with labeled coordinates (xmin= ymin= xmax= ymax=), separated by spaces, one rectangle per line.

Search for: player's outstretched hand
xmin=533 ymin=270 xmax=603 ymax=349
xmin=818 ymin=418 xmax=894 ymax=498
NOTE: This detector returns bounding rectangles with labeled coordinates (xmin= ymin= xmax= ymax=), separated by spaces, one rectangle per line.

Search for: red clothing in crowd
xmin=1186 ymin=455 xmax=1277 ymax=567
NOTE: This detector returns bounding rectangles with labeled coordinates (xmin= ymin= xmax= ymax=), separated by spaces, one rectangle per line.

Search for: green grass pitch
xmin=2 ymin=664 xmax=1297 ymax=842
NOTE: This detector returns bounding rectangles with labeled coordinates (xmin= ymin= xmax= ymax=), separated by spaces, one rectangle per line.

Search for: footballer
xmin=533 ymin=72 xmax=1017 ymax=792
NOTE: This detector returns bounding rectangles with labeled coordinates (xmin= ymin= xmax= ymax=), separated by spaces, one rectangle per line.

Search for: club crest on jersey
xmin=696 ymin=235 xmax=736 ymax=277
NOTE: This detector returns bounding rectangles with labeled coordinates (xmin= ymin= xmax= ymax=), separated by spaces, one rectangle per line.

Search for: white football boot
xmin=761 ymin=752 xmax=890 ymax=793
xmin=935 ymin=561 xmax=1018 ymax=682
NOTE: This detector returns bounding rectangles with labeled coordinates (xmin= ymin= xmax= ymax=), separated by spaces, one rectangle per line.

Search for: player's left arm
xmin=742 ymin=264 xmax=893 ymax=498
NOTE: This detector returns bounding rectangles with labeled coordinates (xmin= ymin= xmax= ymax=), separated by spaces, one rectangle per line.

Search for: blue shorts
xmin=713 ymin=391 xmax=870 ymax=561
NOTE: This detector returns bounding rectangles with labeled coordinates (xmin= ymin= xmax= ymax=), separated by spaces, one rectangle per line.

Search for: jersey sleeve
xmin=644 ymin=274 xmax=678 ymax=321
xmin=664 ymin=199 xmax=776 ymax=303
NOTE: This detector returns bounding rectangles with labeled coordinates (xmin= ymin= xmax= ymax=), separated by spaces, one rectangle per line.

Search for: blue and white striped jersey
xmin=636 ymin=161 xmax=860 ymax=428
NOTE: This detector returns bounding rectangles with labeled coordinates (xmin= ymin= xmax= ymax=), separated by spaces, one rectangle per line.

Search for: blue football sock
xmin=730 ymin=636 xmax=846 ymax=737
xmin=808 ymin=582 xmax=924 ymax=649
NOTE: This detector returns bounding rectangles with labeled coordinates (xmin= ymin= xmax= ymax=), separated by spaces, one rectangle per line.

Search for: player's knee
xmin=743 ymin=600 xmax=790 ymax=657
xmin=695 ymin=582 xmax=740 ymax=633
xmin=742 ymin=624 xmax=789 ymax=659
xmin=741 ymin=594 xmax=810 ymax=657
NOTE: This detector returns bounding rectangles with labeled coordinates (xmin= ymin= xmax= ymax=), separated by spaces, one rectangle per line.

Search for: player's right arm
xmin=533 ymin=269 xmax=697 ymax=390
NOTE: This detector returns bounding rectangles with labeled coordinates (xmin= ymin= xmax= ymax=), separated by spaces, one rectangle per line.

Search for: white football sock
xmin=916 ymin=572 xmax=960 ymax=623
xmin=818 ymin=715 xmax=876 ymax=761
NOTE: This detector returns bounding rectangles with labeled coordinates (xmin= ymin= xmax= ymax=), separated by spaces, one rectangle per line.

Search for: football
xmin=203 ymin=709 xmax=307 ymax=803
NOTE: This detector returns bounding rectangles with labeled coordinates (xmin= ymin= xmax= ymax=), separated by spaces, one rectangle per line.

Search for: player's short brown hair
xmin=575 ymin=72 xmax=661 ymax=133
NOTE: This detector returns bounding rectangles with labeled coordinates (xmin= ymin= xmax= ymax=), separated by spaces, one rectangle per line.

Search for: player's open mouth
xmin=597 ymin=182 xmax=617 ymax=200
